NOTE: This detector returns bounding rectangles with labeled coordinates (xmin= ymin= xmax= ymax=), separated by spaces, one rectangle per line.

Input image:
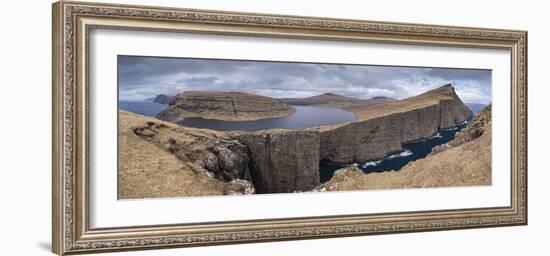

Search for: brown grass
xmin=118 ymin=110 xmax=230 ymax=199
xmin=344 ymin=85 xmax=456 ymax=120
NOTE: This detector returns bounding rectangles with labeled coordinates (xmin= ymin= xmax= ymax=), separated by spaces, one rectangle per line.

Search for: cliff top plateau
xmin=345 ymin=84 xmax=466 ymax=120
xmin=157 ymin=91 xmax=295 ymax=122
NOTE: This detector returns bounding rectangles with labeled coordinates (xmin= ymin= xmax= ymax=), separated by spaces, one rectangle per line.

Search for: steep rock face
xmin=157 ymin=91 xmax=295 ymax=122
xmin=315 ymin=85 xmax=472 ymax=163
xmin=173 ymin=84 xmax=470 ymax=193
xmin=317 ymin=102 xmax=450 ymax=163
xmin=316 ymin=104 xmax=491 ymax=192
xmin=438 ymin=98 xmax=472 ymax=129
xmin=152 ymin=94 xmax=176 ymax=105
xmin=238 ymin=130 xmax=320 ymax=193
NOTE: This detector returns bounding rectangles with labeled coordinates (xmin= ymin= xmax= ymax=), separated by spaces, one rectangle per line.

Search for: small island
xmin=152 ymin=94 xmax=175 ymax=105
xmin=156 ymin=91 xmax=296 ymax=122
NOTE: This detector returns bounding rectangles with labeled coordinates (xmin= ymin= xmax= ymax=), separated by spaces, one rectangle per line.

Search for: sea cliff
xmin=239 ymin=129 xmax=321 ymax=193
xmin=236 ymin=84 xmax=471 ymax=193
xmin=315 ymin=85 xmax=471 ymax=163
xmin=316 ymin=104 xmax=491 ymax=191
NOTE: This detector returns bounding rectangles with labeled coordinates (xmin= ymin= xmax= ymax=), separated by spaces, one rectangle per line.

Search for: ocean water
xmin=119 ymin=101 xmax=168 ymax=117
xmin=178 ymin=105 xmax=357 ymax=131
xmin=319 ymin=120 xmax=470 ymax=182
xmin=465 ymin=103 xmax=486 ymax=115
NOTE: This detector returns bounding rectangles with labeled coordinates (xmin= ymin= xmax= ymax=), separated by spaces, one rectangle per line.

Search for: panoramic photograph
xmin=117 ymin=55 xmax=492 ymax=199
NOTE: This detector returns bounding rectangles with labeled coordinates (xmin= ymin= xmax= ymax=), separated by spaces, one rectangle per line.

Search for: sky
xmin=118 ymin=55 xmax=492 ymax=104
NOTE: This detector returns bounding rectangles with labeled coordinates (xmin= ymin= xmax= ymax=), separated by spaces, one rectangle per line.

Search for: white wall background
xmin=0 ymin=0 xmax=547 ymax=255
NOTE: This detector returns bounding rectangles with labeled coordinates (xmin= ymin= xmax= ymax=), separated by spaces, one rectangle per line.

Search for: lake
xmin=119 ymin=101 xmax=357 ymax=131
xmin=318 ymin=119 xmax=470 ymax=182
xmin=178 ymin=105 xmax=357 ymax=131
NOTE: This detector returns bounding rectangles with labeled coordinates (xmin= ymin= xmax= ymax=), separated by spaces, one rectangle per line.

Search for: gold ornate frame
xmin=52 ymin=1 xmax=527 ymax=255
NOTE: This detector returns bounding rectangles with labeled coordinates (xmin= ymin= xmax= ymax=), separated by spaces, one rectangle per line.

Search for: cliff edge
xmin=313 ymin=84 xmax=472 ymax=164
xmin=316 ymin=104 xmax=491 ymax=191
xmin=236 ymin=84 xmax=473 ymax=193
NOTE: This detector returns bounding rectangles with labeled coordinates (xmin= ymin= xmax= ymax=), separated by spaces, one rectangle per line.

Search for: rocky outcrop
xmin=132 ymin=119 xmax=252 ymax=182
xmin=432 ymin=104 xmax=491 ymax=154
xmin=157 ymin=91 xmax=295 ymax=122
xmin=118 ymin=110 xmax=254 ymax=199
xmin=315 ymin=84 xmax=472 ymax=163
xmin=152 ymin=94 xmax=175 ymax=105
xmin=238 ymin=129 xmax=320 ymax=193
xmin=224 ymin=179 xmax=256 ymax=195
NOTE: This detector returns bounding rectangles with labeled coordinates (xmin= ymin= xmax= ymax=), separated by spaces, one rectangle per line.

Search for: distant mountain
xmin=366 ymin=96 xmax=395 ymax=104
xmin=279 ymin=93 xmax=394 ymax=108
xmin=152 ymin=94 xmax=176 ymax=105
xmin=465 ymin=103 xmax=487 ymax=115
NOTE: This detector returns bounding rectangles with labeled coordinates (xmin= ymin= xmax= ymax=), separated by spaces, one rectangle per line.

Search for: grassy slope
xmin=118 ymin=110 xmax=230 ymax=199
xmin=345 ymin=84 xmax=457 ymax=120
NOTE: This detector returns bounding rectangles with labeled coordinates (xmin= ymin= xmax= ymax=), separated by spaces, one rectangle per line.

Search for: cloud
xmin=118 ymin=55 xmax=492 ymax=104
